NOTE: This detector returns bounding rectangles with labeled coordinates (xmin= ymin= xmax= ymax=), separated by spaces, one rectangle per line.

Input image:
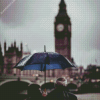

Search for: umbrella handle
xmin=44 ymin=64 xmax=46 ymax=83
xmin=44 ymin=45 xmax=46 ymax=83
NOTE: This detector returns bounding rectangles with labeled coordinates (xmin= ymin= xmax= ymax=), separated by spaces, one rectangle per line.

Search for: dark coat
xmin=46 ymin=87 xmax=77 ymax=100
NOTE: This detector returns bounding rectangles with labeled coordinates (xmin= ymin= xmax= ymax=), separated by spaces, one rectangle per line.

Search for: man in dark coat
xmin=27 ymin=84 xmax=43 ymax=100
xmin=46 ymin=77 xmax=77 ymax=100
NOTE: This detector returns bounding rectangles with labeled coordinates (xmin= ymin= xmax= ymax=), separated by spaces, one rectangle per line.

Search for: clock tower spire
xmin=54 ymin=0 xmax=71 ymax=61
xmin=58 ymin=0 xmax=66 ymax=14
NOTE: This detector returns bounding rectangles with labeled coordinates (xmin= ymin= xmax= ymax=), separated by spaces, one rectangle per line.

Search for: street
xmin=76 ymin=93 xmax=100 ymax=100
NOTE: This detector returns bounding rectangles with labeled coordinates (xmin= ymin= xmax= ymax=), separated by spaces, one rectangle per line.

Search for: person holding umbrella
xmin=14 ymin=49 xmax=76 ymax=100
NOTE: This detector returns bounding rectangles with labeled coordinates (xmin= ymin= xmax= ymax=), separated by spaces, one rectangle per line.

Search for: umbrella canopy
xmin=14 ymin=52 xmax=75 ymax=71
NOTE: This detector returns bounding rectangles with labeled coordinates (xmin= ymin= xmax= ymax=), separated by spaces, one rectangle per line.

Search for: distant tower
xmin=4 ymin=41 xmax=6 ymax=55
xmin=14 ymin=41 xmax=16 ymax=48
xmin=54 ymin=0 xmax=71 ymax=61
xmin=0 ymin=43 xmax=4 ymax=73
xmin=20 ymin=42 xmax=23 ymax=54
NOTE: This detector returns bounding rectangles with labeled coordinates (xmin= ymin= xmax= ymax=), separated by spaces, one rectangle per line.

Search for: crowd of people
xmin=27 ymin=77 xmax=77 ymax=100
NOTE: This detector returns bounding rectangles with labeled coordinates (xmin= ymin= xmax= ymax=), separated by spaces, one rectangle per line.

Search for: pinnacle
xmin=59 ymin=0 xmax=66 ymax=6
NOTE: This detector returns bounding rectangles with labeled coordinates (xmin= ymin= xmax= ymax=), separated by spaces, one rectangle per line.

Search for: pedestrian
xmin=46 ymin=77 xmax=78 ymax=100
xmin=27 ymin=84 xmax=43 ymax=100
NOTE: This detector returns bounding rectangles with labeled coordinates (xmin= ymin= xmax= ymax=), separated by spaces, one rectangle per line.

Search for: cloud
xmin=73 ymin=49 xmax=100 ymax=68
xmin=1 ymin=0 xmax=26 ymax=26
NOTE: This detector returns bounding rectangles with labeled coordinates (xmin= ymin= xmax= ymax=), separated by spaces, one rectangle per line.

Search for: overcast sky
xmin=0 ymin=0 xmax=100 ymax=68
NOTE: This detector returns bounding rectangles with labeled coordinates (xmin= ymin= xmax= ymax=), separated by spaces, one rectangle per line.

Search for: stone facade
xmin=3 ymin=41 xmax=23 ymax=75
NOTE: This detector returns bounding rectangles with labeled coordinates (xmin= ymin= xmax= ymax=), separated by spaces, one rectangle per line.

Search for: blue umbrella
xmin=14 ymin=52 xmax=75 ymax=83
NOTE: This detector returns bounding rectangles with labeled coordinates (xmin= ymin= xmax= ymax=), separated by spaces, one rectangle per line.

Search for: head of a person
xmin=28 ymin=84 xmax=41 ymax=98
xmin=55 ymin=77 xmax=67 ymax=90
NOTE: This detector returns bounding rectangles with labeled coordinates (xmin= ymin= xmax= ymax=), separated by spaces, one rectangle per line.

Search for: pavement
xmin=76 ymin=93 xmax=100 ymax=100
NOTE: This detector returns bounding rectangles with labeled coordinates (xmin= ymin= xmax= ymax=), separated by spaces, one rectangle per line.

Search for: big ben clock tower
xmin=54 ymin=0 xmax=71 ymax=61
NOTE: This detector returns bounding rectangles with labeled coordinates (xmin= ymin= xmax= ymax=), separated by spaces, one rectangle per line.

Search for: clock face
xmin=56 ymin=24 xmax=64 ymax=32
